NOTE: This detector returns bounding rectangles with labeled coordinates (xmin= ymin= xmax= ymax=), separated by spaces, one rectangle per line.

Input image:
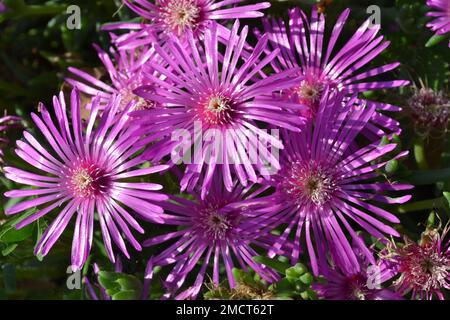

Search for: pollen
xmin=281 ymin=162 xmax=338 ymax=207
xmin=194 ymin=201 xmax=239 ymax=241
xmin=160 ymin=0 xmax=201 ymax=36
xmin=66 ymin=162 xmax=111 ymax=199
xmin=197 ymin=92 xmax=235 ymax=127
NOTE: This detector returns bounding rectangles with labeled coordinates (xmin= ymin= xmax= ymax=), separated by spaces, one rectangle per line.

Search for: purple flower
xmin=313 ymin=245 xmax=402 ymax=300
xmin=123 ymin=0 xmax=270 ymax=38
xmin=265 ymin=90 xmax=412 ymax=275
xmin=0 ymin=3 xmax=6 ymax=14
xmin=408 ymin=86 xmax=450 ymax=135
xmin=0 ymin=113 xmax=22 ymax=164
xmin=426 ymin=0 xmax=450 ymax=47
xmin=133 ymin=21 xmax=306 ymax=197
xmin=66 ymin=43 xmax=158 ymax=111
xmin=260 ymin=6 xmax=409 ymax=138
xmin=3 ymin=89 xmax=169 ymax=270
xmin=144 ymin=172 xmax=288 ymax=300
xmin=382 ymin=225 xmax=450 ymax=300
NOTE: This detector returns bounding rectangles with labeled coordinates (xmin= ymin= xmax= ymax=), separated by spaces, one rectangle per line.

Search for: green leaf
xmin=426 ymin=211 xmax=436 ymax=228
xmin=253 ymin=256 xmax=291 ymax=275
xmin=443 ymin=192 xmax=450 ymax=207
xmin=97 ymin=271 xmax=142 ymax=300
xmin=116 ymin=275 xmax=142 ymax=292
xmin=1 ymin=243 xmax=18 ymax=256
xmin=425 ymin=34 xmax=449 ymax=47
xmin=274 ymin=278 xmax=294 ymax=296
xmin=385 ymin=159 xmax=399 ymax=174
xmin=379 ymin=135 xmax=390 ymax=147
xmin=285 ymin=263 xmax=307 ymax=282
xmin=112 ymin=290 xmax=139 ymax=300
xmin=299 ymin=273 xmax=313 ymax=286
xmin=0 ymin=223 xmax=34 ymax=243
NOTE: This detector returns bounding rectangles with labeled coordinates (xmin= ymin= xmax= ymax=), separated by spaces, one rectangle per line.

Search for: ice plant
xmin=67 ymin=43 xmax=158 ymax=111
xmin=0 ymin=113 xmax=22 ymax=164
xmin=3 ymin=90 xmax=169 ymax=270
xmin=123 ymin=0 xmax=270 ymax=38
xmin=266 ymin=90 xmax=412 ymax=275
xmin=144 ymin=173 xmax=287 ymax=300
xmin=132 ymin=21 xmax=306 ymax=197
xmin=0 ymin=1 xmax=6 ymax=13
xmin=260 ymin=6 xmax=409 ymax=138
xmin=383 ymin=225 xmax=450 ymax=300
xmin=408 ymin=86 xmax=450 ymax=136
xmin=313 ymin=245 xmax=402 ymax=300
xmin=426 ymin=0 xmax=450 ymax=47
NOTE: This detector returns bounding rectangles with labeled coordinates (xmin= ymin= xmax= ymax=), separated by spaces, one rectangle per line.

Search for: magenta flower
xmin=260 ymin=6 xmax=409 ymax=138
xmin=383 ymin=226 xmax=450 ymax=300
xmin=132 ymin=21 xmax=306 ymax=197
xmin=265 ymin=90 xmax=412 ymax=275
xmin=0 ymin=114 xmax=22 ymax=164
xmin=67 ymin=43 xmax=158 ymax=111
xmin=0 ymin=1 xmax=6 ymax=14
xmin=144 ymin=172 xmax=287 ymax=300
xmin=313 ymin=244 xmax=402 ymax=300
xmin=426 ymin=0 xmax=450 ymax=47
xmin=123 ymin=0 xmax=270 ymax=38
xmin=3 ymin=90 xmax=169 ymax=270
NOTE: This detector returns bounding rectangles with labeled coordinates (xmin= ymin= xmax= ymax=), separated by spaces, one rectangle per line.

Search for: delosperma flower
xmin=265 ymin=90 xmax=412 ymax=275
xmin=144 ymin=172 xmax=288 ymax=300
xmin=313 ymin=245 xmax=402 ymax=300
xmin=383 ymin=225 xmax=450 ymax=300
xmin=66 ymin=43 xmax=158 ymax=111
xmin=408 ymin=86 xmax=450 ymax=135
xmin=3 ymin=89 xmax=169 ymax=270
xmin=0 ymin=113 xmax=22 ymax=164
xmin=132 ymin=21 xmax=306 ymax=197
xmin=260 ymin=6 xmax=409 ymax=138
xmin=0 ymin=1 xmax=6 ymax=13
xmin=426 ymin=0 xmax=450 ymax=47
xmin=123 ymin=0 xmax=270 ymax=38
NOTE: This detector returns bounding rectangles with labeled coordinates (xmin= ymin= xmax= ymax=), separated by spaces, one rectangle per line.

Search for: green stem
xmin=414 ymin=137 xmax=429 ymax=170
xmin=395 ymin=197 xmax=445 ymax=214
xmin=23 ymin=5 xmax=66 ymax=16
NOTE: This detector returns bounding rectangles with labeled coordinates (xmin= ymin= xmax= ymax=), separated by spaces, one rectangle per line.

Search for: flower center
xmin=396 ymin=241 xmax=450 ymax=292
xmin=198 ymin=92 xmax=235 ymax=127
xmin=68 ymin=163 xmax=110 ymax=198
xmin=298 ymin=80 xmax=322 ymax=102
xmin=161 ymin=0 xmax=201 ymax=35
xmin=281 ymin=72 xmax=328 ymax=119
xmin=72 ymin=168 xmax=93 ymax=193
xmin=206 ymin=212 xmax=233 ymax=239
xmin=409 ymin=87 xmax=450 ymax=130
xmin=119 ymin=84 xmax=155 ymax=111
xmin=280 ymin=162 xmax=337 ymax=207
xmin=296 ymin=79 xmax=325 ymax=114
xmin=194 ymin=202 xmax=239 ymax=240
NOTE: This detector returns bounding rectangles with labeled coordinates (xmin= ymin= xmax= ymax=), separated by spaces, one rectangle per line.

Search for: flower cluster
xmin=6 ymin=0 xmax=450 ymax=300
